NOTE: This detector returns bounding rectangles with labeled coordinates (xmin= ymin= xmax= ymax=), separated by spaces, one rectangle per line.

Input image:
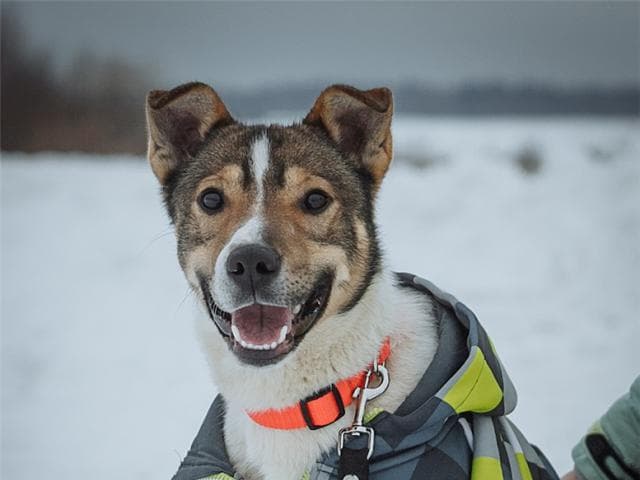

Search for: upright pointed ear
xmin=145 ymin=82 xmax=234 ymax=185
xmin=303 ymin=85 xmax=393 ymax=188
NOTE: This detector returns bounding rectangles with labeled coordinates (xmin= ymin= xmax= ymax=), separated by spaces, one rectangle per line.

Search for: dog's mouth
xmin=203 ymin=275 xmax=333 ymax=366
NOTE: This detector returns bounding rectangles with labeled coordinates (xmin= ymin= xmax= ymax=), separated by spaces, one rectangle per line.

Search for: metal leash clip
xmin=338 ymin=359 xmax=390 ymax=460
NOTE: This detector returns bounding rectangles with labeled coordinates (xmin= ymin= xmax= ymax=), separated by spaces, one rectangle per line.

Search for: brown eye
xmin=302 ymin=190 xmax=330 ymax=214
xmin=199 ymin=189 xmax=224 ymax=213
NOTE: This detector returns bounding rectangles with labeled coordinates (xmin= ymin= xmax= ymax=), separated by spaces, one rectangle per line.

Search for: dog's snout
xmin=226 ymin=244 xmax=281 ymax=288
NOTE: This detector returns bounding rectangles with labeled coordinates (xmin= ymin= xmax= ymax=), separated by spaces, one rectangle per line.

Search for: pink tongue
xmin=231 ymin=304 xmax=293 ymax=345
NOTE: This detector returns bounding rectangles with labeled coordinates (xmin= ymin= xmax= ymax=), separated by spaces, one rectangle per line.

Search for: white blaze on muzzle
xmin=212 ymin=132 xmax=274 ymax=311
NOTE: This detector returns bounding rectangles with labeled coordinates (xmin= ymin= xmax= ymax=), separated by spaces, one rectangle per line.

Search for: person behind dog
xmin=562 ymin=375 xmax=640 ymax=480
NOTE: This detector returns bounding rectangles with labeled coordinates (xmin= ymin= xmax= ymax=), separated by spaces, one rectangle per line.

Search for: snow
xmin=2 ymin=117 xmax=639 ymax=479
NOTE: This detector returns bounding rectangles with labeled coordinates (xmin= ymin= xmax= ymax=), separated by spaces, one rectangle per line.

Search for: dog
xmin=145 ymin=83 xmax=559 ymax=480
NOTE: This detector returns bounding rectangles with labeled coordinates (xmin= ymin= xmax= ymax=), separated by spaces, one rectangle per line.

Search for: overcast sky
xmin=8 ymin=1 xmax=640 ymax=90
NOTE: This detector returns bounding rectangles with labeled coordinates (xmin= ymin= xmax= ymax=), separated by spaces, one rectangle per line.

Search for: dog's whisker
xmin=172 ymin=449 xmax=183 ymax=463
xmin=135 ymin=227 xmax=174 ymax=257
xmin=174 ymin=287 xmax=196 ymax=317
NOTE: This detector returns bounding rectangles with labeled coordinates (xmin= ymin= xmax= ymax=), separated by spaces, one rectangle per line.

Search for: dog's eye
xmin=302 ymin=190 xmax=330 ymax=214
xmin=199 ymin=189 xmax=224 ymax=213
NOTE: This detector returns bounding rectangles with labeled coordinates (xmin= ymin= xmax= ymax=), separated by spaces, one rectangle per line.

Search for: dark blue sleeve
xmin=172 ymin=396 xmax=236 ymax=480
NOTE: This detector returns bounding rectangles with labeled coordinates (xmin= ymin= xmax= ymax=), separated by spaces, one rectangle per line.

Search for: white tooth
xmin=240 ymin=340 xmax=248 ymax=348
xmin=293 ymin=304 xmax=302 ymax=314
xmin=270 ymin=341 xmax=277 ymax=349
xmin=231 ymin=325 xmax=242 ymax=342
xmin=278 ymin=325 xmax=288 ymax=344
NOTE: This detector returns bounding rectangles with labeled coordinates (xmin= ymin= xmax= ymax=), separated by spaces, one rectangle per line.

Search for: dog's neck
xmin=197 ymin=269 xmax=439 ymax=414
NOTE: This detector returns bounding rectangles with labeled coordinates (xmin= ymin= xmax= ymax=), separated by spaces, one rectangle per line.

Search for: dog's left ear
xmin=145 ymin=82 xmax=234 ymax=185
xmin=303 ymin=84 xmax=393 ymax=188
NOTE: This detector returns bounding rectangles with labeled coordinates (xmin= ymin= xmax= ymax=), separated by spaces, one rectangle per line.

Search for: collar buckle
xmin=299 ymin=383 xmax=345 ymax=430
xmin=338 ymin=363 xmax=389 ymax=460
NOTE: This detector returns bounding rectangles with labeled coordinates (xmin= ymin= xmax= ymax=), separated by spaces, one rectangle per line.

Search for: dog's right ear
xmin=303 ymin=85 xmax=393 ymax=190
xmin=145 ymin=82 xmax=234 ymax=185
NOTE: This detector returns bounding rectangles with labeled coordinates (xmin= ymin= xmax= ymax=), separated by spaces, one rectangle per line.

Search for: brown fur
xmin=146 ymin=82 xmax=395 ymax=350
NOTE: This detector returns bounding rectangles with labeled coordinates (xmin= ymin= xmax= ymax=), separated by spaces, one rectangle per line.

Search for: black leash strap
xmin=338 ymin=446 xmax=370 ymax=480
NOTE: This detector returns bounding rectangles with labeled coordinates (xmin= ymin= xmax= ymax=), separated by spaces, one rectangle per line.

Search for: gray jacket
xmin=173 ymin=274 xmax=560 ymax=480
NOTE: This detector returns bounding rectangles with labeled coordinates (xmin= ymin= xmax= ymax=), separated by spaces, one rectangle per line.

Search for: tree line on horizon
xmin=2 ymin=11 xmax=638 ymax=155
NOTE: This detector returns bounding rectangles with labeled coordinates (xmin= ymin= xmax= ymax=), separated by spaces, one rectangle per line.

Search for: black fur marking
xmin=338 ymin=209 xmax=382 ymax=315
xmin=272 ymin=159 xmax=287 ymax=189
xmin=240 ymin=156 xmax=252 ymax=190
xmin=335 ymin=109 xmax=369 ymax=157
xmin=161 ymin=174 xmax=180 ymax=222
xmin=167 ymin=110 xmax=205 ymax=157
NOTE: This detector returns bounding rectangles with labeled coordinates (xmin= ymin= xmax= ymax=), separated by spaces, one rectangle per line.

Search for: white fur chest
xmin=197 ymin=272 xmax=438 ymax=480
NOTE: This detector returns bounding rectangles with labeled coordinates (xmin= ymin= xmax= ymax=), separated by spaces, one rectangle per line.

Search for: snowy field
xmin=2 ymin=117 xmax=639 ymax=478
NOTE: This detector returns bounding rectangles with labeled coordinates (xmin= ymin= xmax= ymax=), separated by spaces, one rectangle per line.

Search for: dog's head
xmin=146 ymin=83 xmax=393 ymax=366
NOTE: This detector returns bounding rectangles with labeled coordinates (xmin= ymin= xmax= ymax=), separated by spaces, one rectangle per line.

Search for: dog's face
xmin=146 ymin=83 xmax=393 ymax=366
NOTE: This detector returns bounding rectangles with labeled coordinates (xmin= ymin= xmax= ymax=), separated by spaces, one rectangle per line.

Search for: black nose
xmin=226 ymin=244 xmax=281 ymax=289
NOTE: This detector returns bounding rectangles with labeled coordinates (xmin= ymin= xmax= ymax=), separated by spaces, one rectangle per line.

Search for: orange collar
xmin=246 ymin=339 xmax=391 ymax=430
